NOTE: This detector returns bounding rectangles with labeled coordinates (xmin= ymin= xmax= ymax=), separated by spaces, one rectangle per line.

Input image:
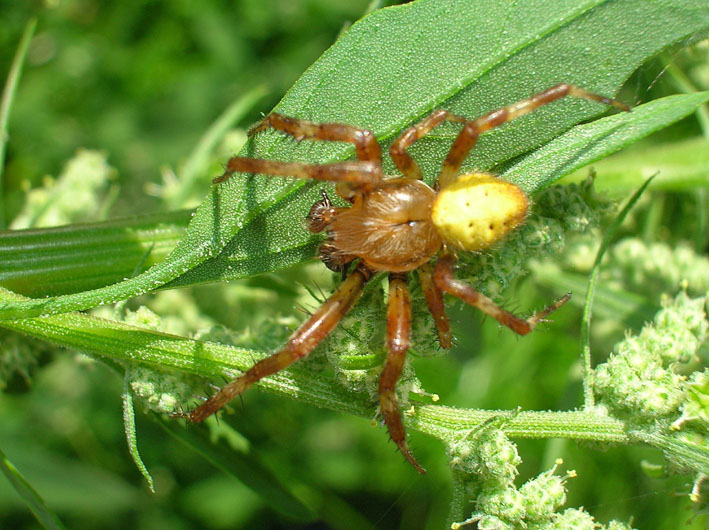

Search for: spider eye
xmin=431 ymin=172 xmax=528 ymax=251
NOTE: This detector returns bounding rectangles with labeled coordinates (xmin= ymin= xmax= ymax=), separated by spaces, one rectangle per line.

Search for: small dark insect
xmin=186 ymin=84 xmax=629 ymax=473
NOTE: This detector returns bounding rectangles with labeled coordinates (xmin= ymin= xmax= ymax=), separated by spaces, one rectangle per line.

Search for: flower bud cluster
xmin=533 ymin=175 xmax=613 ymax=232
xmin=126 ymin=365 xmax=198 ymax=415
xmin=609 ymin=239 xmax=709 ymax=295
xmin=11 ymin=149 xmax=114 ymax=229
xmin=594 ymin=291 xmax=708 ymax=423
xmin=449 ymin=431 xmax=634 ymax=529
xmin=321 ymin=287 xmax=387 ymax=398
xmin=200 ymin=313 xmax=299 ymax=353
xmin=0 ymin=329 xmax=44 ymax=388
xmin=448 ymin=429 xmax=521 ymax=486
xmin=111 ymin=305 xmax=204 ymax=414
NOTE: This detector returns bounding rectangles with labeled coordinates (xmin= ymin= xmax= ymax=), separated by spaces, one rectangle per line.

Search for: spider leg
xmin=389 ymin=109 xmax=467 ymax=180
xmin=249 ymin=113 xmax=382 ymax=163
xmin=213 ymin=158 xmax=382 ymax=189
xmin=438 ymin=83 xmax=630 ymax=187
xmin=417 ymin=264 xmax=452 ymax=348
xmin=379 ymin=272 xmax=426 ymax=474
xmin=188 ymin=263 xmax=373 ymax=423
xmin=433 ymin=254 xmax=570 ymax=335
xmin=215 ymin=114 xmax=384 ymax=195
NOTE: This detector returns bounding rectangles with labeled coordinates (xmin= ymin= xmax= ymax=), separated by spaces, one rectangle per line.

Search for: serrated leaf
xmin=1 ymin=0 xmax=708 ymax=319
xmin=169 ymin=92 xmax=709 ymax=287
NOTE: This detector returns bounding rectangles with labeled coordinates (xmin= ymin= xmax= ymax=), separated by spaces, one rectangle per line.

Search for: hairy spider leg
xmin=389 ymin=109 xmax=467 ymax=181
xmin=215 ymin=114 xmax=384 ymax=197
xmin=379 ymin=272 xmax=426 ymax=473
xmin=417 ymin=263 xmax=452 ymax=348
xmin=249 ymin=113 xmax=383 ymax=162
xmin=438 ymin=83 xmax=630 ymax=188
xmin=213 ymin=158 xmax=382 ymax=188
xmin=188 ymin=264 xmax=373 ymax=423
xmin=433 ymin=254 xmax=571 ymax=335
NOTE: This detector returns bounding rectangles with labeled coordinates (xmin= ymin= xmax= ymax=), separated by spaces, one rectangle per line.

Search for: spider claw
xmin=398 ymin=440 xmax=427 ymax=475
xmin=247 ymin=118 xmax=269 ymax=136
xmin=168 ymin=409 xmax=189 ymax=420
xmin=212 ymin=171 xmax=233 ymax=184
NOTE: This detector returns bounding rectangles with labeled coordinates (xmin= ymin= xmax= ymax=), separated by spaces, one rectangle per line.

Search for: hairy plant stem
xmin=4 ymin=278 xmax=708 ymax=481
xmin=0 ymin=292 xmax=629 ymax=444
xmin=447 ymin=468 xmax=469 ymax=529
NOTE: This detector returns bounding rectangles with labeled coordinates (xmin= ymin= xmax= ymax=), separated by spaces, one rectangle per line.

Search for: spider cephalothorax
xmin=186 ymin=84 xmax=629 ymax=473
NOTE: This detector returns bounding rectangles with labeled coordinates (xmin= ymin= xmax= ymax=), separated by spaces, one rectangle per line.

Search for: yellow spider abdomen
xmin=431 ymin=172 xmax=528 ymax=251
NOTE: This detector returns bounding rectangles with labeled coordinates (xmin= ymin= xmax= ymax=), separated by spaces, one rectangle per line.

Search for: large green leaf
xmin=168 ymin=92 xmax=709 ymax=288
xmin=1 ymin=0 xmax=708 ymax=319
xmin=2 ymin=92 xmax=708 ymax=296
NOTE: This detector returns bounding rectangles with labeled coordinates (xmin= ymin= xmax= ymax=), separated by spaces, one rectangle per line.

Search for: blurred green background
xmin=1 ymin=1 xmax=707 ymax=529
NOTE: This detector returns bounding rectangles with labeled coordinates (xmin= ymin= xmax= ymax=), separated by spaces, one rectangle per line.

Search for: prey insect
xmin=184 ymin=84 xmax=629 ymax=473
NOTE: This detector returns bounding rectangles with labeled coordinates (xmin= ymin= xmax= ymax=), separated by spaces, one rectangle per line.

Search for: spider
xmin=186 ymin=84 xmax=629 ymax=474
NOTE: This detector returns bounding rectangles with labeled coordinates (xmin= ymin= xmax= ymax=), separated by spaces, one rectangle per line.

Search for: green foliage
xmin=1 ymin=1 xmax=708 ymax=529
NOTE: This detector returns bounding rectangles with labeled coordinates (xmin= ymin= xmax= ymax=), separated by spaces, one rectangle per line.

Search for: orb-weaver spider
xmin=187 ymin=84 xmax=629 ymax=473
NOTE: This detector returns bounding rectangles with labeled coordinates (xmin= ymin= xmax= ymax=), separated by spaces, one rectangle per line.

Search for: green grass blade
xmin=165 ymin=85 xmax=268 ymax=209
xmin=0 ymin=17 xmax=37 ymax=229
xmin=503 ymin=92 xmax=709 ymax=192
xmin=0 ymin=446 xmax=67 ymax=530
xmin=580 ymin=176 xmax=655 ymax=407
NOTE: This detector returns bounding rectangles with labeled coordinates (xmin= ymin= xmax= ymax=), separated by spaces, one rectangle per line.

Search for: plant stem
xmin=447 ymin=468 xmax=470 ymax=528
xmin=0 ymin=17 xmax=37 ymax=229
xmin=580 ymin=177 xmax=655 ymax=408
xmin=4 ymin=288 xmax=707 ymax=478
xmin=413 ymin=406 xmax=629 ymax=443
xmin=0 ymin=294 xmax=630 ymax=447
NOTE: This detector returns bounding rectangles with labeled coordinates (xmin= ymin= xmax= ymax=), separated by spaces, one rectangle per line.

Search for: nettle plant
xmin=1 ymin=1 xmax=709 ymax=528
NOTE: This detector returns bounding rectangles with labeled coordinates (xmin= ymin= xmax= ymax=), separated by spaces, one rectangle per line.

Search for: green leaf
xmin=0 ymin=446 xmax=67 ymax=530
xmin=4 ymin=92 xmax=708 ymax=296
xmin=503 ymin=92 xmax=709 ymax=191
xmin=121 ymin=385 xmax=155 ymax=493
xmin=1 ymin=0 xmax=708 ymax=319
xmin=169 ymin=92 xmax=709 ymax=288
xmin=0 ymin=210 xmax=191 ymax=297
